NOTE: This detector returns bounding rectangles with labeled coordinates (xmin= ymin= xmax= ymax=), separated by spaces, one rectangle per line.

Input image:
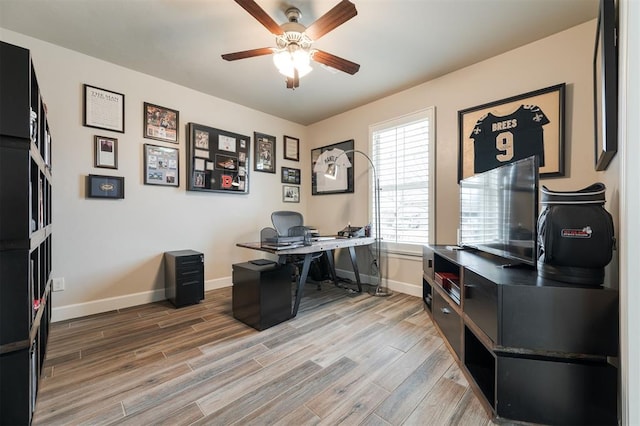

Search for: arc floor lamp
xmin=325 ymin=149 xmax=391 ymax=297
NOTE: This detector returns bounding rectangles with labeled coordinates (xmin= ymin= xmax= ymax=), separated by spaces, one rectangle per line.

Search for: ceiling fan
xmin=222 ymin=0 xmax=360 ymax=89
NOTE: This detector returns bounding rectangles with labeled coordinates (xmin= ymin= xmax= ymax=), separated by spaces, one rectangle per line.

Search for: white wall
xmin=306 ymin=20 xmax=607 ymax=296
xmin=0 ymin=29 xmax=309 ymax=320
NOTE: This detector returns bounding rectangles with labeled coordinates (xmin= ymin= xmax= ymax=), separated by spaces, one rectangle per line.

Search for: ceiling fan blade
xmin=221 ymin=47 xmax=274 ymax=61
xmin=312 ymin=50 xmax=360 ymax=75
xmin=304 ymin=0 xmax=357 ymax=41
xmin=234 ymin=0 xmax=284 ymax=35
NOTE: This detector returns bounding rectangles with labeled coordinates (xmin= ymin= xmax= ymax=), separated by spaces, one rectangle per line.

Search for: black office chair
xmin=271 ymin=211 xmax=324 ymax=290
xmin=271 ymin=211 xmax=305 ymax=239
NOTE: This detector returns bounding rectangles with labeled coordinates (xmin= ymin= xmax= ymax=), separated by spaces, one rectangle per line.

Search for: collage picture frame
xmin=143 ymin=144 xmax=179 ymax=187
xmin=144 ymin=102 xmax=179 ymax=144
xmin=254 ymin=132 xmax=276 ymax=173
xmin=281 ymin=167 xmax=301 ymax=184
xmin=283 ymin=185 xmax=300 ymax=203
xmin=94 ymin=135 xmax=118 ymax=169
xmin=186 ymin=122 xmax=250 ymax=193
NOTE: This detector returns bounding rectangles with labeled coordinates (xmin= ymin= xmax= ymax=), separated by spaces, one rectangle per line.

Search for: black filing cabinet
xmin=164 ymin=250 xmax=204 ymax=307
xmin=232 ymin=262 xmax=292 ymax=330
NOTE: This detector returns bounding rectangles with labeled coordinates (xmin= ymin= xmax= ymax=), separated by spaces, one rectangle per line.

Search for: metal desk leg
xmin=324 ymin=250 xmax=339 ymax=286
xmin=348 ymin=246 xmax=363 ymax=292
xmin=292 ymin=253 xmax=313 ymax=318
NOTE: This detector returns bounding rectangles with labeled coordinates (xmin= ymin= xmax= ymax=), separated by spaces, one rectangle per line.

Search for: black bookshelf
xmin=0 ymin=41 xmax=53 ymax=425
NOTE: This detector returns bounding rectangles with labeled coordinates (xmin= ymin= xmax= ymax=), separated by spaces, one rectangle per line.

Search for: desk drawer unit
xmin=164 ymin=250 xmax=204 ymax=308
xmin=232 ymin=262 xmax=292 ymax=330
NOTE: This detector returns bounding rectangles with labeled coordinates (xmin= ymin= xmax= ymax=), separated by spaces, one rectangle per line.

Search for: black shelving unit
xmin=0 ymin=41 xmax=53 ymax=425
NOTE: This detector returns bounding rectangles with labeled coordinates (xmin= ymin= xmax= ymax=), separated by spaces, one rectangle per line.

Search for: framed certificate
xmin=83 ymin=84 xmax=125 ymax=133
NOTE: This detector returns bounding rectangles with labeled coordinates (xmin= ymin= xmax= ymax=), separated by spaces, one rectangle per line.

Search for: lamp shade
xmin=273 ymin=47 xmax=312 ymax=78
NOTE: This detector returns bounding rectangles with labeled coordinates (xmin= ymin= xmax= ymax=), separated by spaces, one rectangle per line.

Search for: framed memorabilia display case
xmin=186 ymin=123 xmax=250 ymax=193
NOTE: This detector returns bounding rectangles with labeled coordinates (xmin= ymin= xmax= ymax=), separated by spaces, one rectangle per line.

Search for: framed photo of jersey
xmin=458 ymin=83 xmax=566 ymax=181
xmin=311 ymin=139 xmax=355 ymax=195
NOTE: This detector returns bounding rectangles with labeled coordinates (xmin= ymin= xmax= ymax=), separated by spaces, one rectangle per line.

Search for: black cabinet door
xmin=463 ymin=269 xmax=497 ymax=343
xmin=496 ymin=354 xmax=617 ymax=425
xmin=433 ymin=292 xmax=462 ymax=359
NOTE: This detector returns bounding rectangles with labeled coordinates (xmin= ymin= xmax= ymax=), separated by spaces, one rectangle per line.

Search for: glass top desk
xmin=236 ymin=237 xmax=375 ymax=317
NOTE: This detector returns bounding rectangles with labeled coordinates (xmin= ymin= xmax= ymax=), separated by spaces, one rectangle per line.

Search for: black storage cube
xmin=0 ymin=348 xmax=30 ymax=425
xmin=164 ymin=250 xmax=204 ymax=308
xmin=496 ymin=354 xmax=617 ymax=425
xmin=232 ymin=262 xmax=292 ymax=330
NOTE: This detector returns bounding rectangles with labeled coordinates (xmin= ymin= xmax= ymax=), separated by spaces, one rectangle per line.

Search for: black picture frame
xmin=283 ymin=185 xmax=300 ymax=203
xmin=94 ymin=135 xmax=118 ymax=169
xmin=83 ymin=84 xmax=125 ymax=133
xmin=143 ymin=144 xmax=179 ymax=187
xmin=593 ymin=0 xmax=618 ymax=171
xmin=186 ymin=123 xmax=250 ymax=193
xmin=458 ymin=83 xmax=565 ymax=181
xmin=254 ymin=132 xmax=276 ymax=173
xmin=284 ymin=135 xmax=300 ymax=161
xmin=311 ymin=139 xmax=355 ymax=195
xmin=87 ymin=174 xmax=124 ymax=199
xmin=144 ymin=102 xmax=179 ymax=144
xmin=281 ymin=167 xmax=301 ymax=184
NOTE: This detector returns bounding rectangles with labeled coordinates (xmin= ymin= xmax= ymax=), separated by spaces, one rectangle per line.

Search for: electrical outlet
xmin=52 ymin=277 xmax=65 ymax=292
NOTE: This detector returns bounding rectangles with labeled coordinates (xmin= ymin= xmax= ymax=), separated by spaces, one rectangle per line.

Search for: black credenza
xmin=164 ymin=250 xmax=204 ymax=308
xmin=423 ymin=245 xmax=619 ymax=425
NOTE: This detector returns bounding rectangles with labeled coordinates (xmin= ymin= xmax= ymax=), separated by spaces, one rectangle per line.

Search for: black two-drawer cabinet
xmin=232 ymin=262 xmax=292 ymax=330
xmin=164 ymin=250 xmax=204 ymax=308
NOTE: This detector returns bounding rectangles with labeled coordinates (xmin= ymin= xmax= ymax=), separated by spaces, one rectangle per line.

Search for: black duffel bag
xmin=537 ymin=183 xmax=615 ymax=286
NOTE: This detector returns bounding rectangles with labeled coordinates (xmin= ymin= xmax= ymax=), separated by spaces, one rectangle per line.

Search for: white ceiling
xmin=0 ymin=0 xmax=598 ymax=125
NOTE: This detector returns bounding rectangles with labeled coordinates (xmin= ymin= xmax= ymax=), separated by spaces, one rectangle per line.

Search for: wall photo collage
xmin=83 ymin=83 xmax=302 ymax=200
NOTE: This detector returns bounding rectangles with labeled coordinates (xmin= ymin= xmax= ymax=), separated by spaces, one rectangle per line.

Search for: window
xmin=370 ymin=107 xmax=435 ymax=255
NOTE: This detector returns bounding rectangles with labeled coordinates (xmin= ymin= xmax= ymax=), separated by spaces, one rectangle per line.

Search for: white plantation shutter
xmin=370 ymin=107 xmax=435 ymax=254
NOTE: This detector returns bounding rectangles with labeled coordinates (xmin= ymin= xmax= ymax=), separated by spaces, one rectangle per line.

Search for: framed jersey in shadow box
xmin=186 ymin=123 xmax=250 ymax=193
xmin=311 ymin=139 xmax=354 ymax=195
xmin=458 ymin=83 xmax=565 ymax=182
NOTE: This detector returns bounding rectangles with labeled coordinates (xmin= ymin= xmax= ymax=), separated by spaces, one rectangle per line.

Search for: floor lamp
xmin=325 ymin=149 xmax=391 ymax=297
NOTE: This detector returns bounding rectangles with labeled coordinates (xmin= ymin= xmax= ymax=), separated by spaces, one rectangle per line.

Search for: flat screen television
xmin=459 ymin=156 xmax=539 ymax=266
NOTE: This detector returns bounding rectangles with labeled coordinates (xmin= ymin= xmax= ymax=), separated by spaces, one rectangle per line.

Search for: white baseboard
xmin=51 ymin=274 xmax=420 ymax=322
xmin=334 ymin=268 xmax=422 ymax=298
xmin=51 ymin=277 xmax=232 ymax=322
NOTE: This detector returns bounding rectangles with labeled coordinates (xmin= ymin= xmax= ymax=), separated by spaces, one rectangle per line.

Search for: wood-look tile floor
xmin=33 ymin=283 xmax=494 ymax=425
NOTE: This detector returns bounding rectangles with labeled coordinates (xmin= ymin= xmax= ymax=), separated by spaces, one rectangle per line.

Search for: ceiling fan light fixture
xmin=273 ymin=46 xmax=312 ymax=79
xmin=223 ymin=1 xmax=360 ymax=88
